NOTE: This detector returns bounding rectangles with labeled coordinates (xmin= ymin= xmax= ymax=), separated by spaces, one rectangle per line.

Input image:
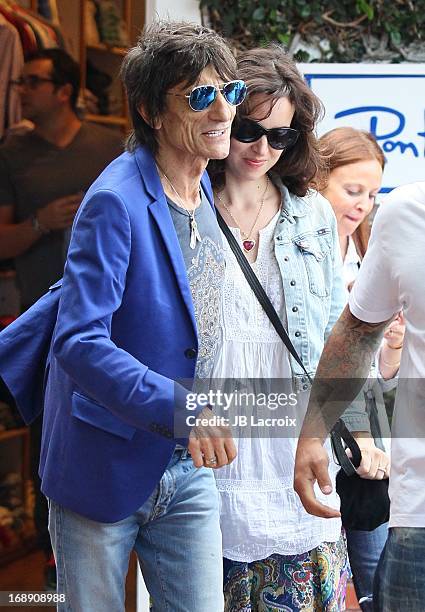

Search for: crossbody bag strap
xmin=217 ymin=209 xmax=312 ymax=384
xmin=330 ymin=418 xmax=362 ymax=475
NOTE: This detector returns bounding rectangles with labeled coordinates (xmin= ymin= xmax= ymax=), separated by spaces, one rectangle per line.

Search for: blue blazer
xmin=0 ymin=146 xmax=214 ymax=522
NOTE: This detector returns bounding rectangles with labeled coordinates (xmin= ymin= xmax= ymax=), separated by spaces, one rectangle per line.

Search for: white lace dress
xmin=212 ymin=211 xmax=341 ymax=562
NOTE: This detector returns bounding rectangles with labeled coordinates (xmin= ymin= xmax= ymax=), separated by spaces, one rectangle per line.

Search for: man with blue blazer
xmin=0 ymin=21 xmax=246 ymax=611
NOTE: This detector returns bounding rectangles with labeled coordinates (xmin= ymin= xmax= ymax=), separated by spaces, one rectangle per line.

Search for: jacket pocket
xmin=71 ymin=391 xmax=136 ymax=440
xmin=294 ymin=230 xmax=331 ymax=297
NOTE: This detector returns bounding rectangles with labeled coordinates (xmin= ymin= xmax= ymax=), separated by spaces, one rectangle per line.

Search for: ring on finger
xmin=377 ymin=467 xmax=386 ymax=474
xmin=204 ymin=456 xmax=217 ymax=466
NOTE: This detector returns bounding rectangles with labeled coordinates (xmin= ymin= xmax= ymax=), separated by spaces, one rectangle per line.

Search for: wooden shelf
xmin=87 ymin=42 xmax=128 ymax=56
xmin=86 ymin=114 xmax=127 ymax=126
xmin=0 ymin=270 xmax=16 ymax=279
xmin=0 ymin=427 xmax=33 ymax=567
xmin=0 ymin=428 xmax=27 ymax=443
xmin=80 ymin=0 xmax=131 ymax=131
xmin=0 ymin=535 xmax=37 ymax=568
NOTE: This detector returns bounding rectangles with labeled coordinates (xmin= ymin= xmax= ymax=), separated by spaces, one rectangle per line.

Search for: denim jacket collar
xmin=270 ymin=173 xmax=312 ymax=225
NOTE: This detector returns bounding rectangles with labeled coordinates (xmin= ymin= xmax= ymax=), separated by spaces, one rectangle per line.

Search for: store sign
xmin=300 ymin=64 xmax=425 ymax=191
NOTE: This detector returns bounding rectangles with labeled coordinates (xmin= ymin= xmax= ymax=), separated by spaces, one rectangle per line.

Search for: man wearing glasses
xmin=0 ymin=21 xmax=244 ymax=610
xmin=0 ymin=48 xmax=123 ymax=305
xmin=0 ymin=48 xmax=122 ymax=590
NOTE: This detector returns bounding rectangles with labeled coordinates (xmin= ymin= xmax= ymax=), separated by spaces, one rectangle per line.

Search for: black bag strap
xmin=217 ymin=209 xmax=312 ymax=385
xmin=330 ymin=419 xmax=362 ymax=475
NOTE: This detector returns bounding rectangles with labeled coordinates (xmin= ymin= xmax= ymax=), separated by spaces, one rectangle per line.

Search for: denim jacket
xmin=272 ymin=177 xmax=369 ymax=431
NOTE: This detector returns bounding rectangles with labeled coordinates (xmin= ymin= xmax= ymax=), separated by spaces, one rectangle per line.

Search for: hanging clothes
xmin=12 ymin=5 xmax=65 ymax=49
xmin=0 ymin=12 xmax=23 ymax=139
xmin=0 ymin=5 xmax=38 ymax=57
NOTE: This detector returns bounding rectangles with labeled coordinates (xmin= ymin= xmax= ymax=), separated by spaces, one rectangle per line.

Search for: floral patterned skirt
xmin=223 ymin=532 xmax=350 ymax=612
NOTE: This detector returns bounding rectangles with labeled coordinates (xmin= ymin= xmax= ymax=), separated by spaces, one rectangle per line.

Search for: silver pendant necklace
xmin=158 ymin=166 xmax=202 ymax=250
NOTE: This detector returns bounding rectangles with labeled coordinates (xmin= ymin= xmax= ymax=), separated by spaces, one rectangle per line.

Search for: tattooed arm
xmin=293 ymin=304 xmax=392 ymax=518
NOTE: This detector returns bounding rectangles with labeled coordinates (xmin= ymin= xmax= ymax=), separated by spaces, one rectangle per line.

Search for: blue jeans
xmin=373 ymin=527 xmax=425 ymax=612
xmin=48 ymin=448 xmax=223 ymax=612
xmin=346 ymin=523 xmax=388 ymax=611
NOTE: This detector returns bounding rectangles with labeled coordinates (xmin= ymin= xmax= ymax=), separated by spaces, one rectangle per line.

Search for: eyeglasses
xmin=10 ymin=76 xmax=56 ymax=89
xmin=167 ymin=80 xmax=247 ymax=112
xmin=232 ymin=117 xmax=300 ymax=150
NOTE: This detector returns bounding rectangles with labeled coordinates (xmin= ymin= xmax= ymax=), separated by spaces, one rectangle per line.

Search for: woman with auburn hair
xmin=208 ymin=47 xmax=383 ymax=611
xmin=317 ymin=127 xmax=404 ymax=611
xmin=316 ymin=127 xmax=383 ymax=265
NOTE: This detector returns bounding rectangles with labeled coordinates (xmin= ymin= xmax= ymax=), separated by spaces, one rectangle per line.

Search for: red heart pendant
xmin=243 ymin=240 xmax=256 ymax=252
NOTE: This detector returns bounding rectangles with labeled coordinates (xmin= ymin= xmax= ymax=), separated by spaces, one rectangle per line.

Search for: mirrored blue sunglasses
xmin=168 ymin=80 xmax=247 ymax=112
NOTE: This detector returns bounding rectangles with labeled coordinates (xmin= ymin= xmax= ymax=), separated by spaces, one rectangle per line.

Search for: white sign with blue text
xmin=300 ymin=63 xmax=425 ymax=192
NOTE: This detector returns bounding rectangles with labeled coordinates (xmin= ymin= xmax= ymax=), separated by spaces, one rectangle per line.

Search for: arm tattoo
xmin=302 ymin=305 xmax=393 ymax=438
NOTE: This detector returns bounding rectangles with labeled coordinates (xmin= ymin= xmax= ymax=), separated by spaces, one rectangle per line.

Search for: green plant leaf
xmin=252 ymin=7 xmax=265 ymax=21
xmin=390 ymin=30 xmax=402 ymax=46
xmin=300 ymin=5 xmax=311 ymax=18
xmin=357 ymin=0 xmax=374 ymax=20
xmin=277 ymin=32 xmax=290 ymax=44
xmin=199 ymin=0 xmax=420 ymax=63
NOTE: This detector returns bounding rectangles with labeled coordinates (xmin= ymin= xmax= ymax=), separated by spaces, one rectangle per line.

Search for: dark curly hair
xmin=208 ymin=44 xmax=325 ymax=196
xmin=121 ymin=20 xmax=237 ymax=154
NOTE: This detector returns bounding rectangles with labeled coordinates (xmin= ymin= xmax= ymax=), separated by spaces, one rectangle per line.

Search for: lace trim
xmin=187 ymin=236 xmax=225 ymax=379
xmin=215 ymin=478 xmax=293 ymax=492
xmin=221 ymin=523 xmax=342 ymax=562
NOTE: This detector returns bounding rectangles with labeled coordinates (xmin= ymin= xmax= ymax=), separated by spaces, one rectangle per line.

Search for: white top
xmin=343 ymin=236 xmax=361 ymax=288
xmin=349 ymin=182 xmax=425 ymax=528
xmin=212 ymin=211 xmax=341 ymax=562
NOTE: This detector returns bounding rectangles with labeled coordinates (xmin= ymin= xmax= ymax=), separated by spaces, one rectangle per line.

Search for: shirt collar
xmin=269 ymin=173 xmax=312 ymax=223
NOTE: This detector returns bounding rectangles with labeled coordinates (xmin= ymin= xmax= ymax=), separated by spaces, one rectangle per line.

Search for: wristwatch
xmin=30 ymin=213 xmax=50 ymax=235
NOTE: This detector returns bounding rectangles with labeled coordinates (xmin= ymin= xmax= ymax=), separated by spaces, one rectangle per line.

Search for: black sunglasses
xmin=167 ymin=80 xmax=247 ymax=112
xmin=10 ymin=75 xmax=56 ymax=89
xmin=232 ymin=117 xmax=299 ymax=150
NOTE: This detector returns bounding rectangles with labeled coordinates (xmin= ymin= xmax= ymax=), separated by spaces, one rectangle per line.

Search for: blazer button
xmin=184 ymin=348 xmax=197 ymax=359
xmin=292 ymin=306 xmax=298 ymax=313
xmin=295 ymin=331 xmax=301 ymax=337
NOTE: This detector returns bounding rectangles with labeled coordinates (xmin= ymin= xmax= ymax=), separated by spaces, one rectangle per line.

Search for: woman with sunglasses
xmin=208 ymin=46 xmax=358 ymax=611
xmin=316 ymin=127 xmax=405 ymax=611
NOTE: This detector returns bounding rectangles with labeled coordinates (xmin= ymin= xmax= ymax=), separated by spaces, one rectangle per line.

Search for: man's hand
xmin=294 ymin=437 xmax=341 ymax=519
xmin=188 ymin=406 xmax=237 ymax=469
xmin=352 ymin=433 xmax=390 ymax=480
xmin=37 ymin=193 xmax=83 ymax=230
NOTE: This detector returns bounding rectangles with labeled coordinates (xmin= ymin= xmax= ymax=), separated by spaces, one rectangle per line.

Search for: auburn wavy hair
xmin=315 ymin=127 xmax=385 ymax=259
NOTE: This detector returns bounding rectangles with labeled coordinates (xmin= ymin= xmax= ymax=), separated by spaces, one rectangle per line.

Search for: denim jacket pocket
xmin=294 ymin=230 xmax=331 ymax=297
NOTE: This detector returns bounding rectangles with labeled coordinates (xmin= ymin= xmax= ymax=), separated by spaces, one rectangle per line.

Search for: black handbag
xmin=331 ymin=418 xmax=390 ymax=531
xmin=217 ymin=210 xmax=390 ymax=531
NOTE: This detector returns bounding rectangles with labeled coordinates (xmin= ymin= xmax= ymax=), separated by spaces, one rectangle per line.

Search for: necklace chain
xmin=157 ymin=164 xmax=202 ymax=250
xmin=216 ymin=176 xmax=269 ymax=240
xmin=157 ymin=165 xmax=199 ymax=217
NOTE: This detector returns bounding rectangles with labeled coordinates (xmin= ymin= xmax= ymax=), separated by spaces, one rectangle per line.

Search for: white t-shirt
xmin=349 ymin=182 xmax=425 ymax=528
